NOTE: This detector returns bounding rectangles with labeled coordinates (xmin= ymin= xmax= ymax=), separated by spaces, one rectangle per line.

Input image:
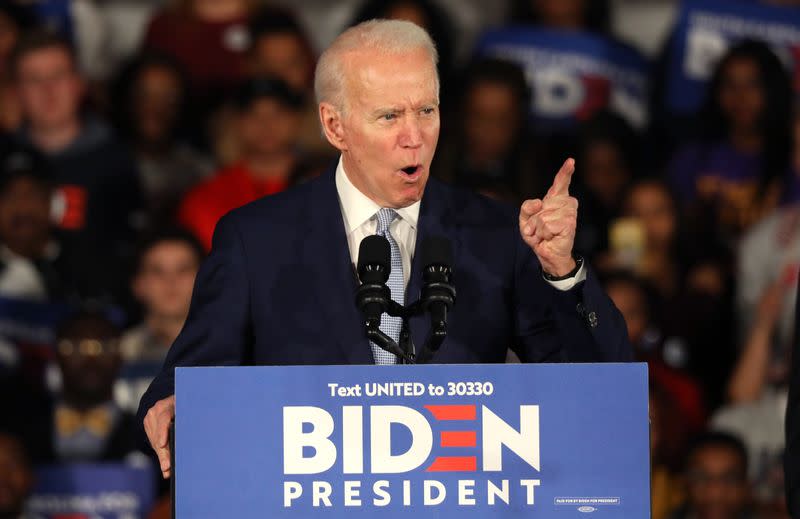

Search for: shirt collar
xmin=335 ymin=156 xmax=420 ymax=233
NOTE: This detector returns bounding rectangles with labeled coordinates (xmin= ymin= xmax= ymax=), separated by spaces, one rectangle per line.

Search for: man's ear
xmin=319 ymin=102 xmax=347 ymax=152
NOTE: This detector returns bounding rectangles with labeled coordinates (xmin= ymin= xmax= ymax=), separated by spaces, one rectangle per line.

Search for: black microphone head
xmin=357 ymin=235 xmax=391 ymax=283
xmin=420 ymin=236 xmax=453 ymax=270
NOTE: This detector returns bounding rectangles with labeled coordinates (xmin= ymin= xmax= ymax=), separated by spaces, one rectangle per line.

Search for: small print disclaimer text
xmin=554 ymin=497 xmax=621 ymax=506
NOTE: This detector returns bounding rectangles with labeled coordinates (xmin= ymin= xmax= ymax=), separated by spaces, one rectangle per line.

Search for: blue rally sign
xmin=665 ymin=0 xmax=800 ymax=116
xmin=26 ymin=464 xmax=155 ymax=518
xmin=176 ymin=363 xmax=649 ymax=518
xmin=474 ymin=28 xmax=650 ymax=133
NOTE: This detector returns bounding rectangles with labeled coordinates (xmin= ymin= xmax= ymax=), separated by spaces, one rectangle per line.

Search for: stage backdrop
xmin=176 ymin=362 xmax=649 ymax=518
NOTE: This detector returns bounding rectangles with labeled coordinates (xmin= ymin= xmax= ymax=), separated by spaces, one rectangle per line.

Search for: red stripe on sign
xmin=424 ymin=405 xmax=476 ymax=421
xmin=440 ymin=431 xmax=477 ymax=447
xmin=426 ymin=456 xmax=477 ymax=472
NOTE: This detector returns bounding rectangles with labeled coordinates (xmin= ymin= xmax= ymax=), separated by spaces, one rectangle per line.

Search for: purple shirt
xmin=667 ymin=141 xmax=762 ymax=202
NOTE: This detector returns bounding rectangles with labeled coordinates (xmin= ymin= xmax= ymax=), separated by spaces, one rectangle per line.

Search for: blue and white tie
xmin=372 ymin=208 xmax=404 ymax=364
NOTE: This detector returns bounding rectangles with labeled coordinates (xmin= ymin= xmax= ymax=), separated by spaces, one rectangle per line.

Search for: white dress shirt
xmin=334 ymin=157 xmax=585 ymax=291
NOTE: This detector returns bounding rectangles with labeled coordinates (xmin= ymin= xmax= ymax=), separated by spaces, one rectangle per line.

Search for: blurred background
xmin=0 ymin=0 xmax=798 ymax=517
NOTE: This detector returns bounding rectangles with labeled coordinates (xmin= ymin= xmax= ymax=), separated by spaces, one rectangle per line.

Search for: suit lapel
xmin=303 ymin=169 xmax=374 ymax=364
xmin=407 ymin=178 xmax=460 ymax=362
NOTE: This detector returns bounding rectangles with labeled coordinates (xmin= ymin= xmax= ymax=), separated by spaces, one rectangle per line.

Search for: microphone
xmin=355 ymin=235 xmax=414 ymax=363
xmin=356 ymin=235 xmax=391 ymax=327
xmin=416 ymin=236 xmax=456 ymax=364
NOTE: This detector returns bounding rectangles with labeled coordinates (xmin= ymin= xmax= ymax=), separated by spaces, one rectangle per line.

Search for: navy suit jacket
xmin=138 ymin=168 xmax=631 ymax=421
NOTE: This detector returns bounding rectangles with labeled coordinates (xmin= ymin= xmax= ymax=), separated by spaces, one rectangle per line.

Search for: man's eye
xmin=421 ymin=107 xmax=435 ymax=115
xmin=382 ymin=113 xmax=396 ymax=121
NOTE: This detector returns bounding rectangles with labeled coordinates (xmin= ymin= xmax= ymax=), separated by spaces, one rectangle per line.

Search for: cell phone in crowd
xmin=609 ymin=217 xmax=646 ymax=270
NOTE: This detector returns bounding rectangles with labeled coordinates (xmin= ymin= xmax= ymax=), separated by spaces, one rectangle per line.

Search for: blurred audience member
xmin=143 ymin=0 xmax=255 ymax=113
xmin=714 ymin=204 xmax=798 ymax=512
xmin=11 ymin=30 xmax=143 ymax=306
xmin=0 ymin=147 xmax=70 ymax=301
xmin=247 ymin=7 xmax=314 ymax=95
xmin=116 ymin=228 xmax=203 ymax=413
xmin=18 ymin=311 xmax=145 ymax=465
xmin=736 ymin=120 xmax=800 ymax=346
xmin=350 ymin=0 xmax=455 ymax=84
xmin=111 ymin=52 xmax=212 ymax=226
xmin=730 ymin=268 xmax=795 ymax=404
xmin=667 ymin=40 xmax=793 ymax=239
xmin=651 ymin=386 xmax=687 ymax=519
xmin=604 ymin=271 xmax=705 ymax=433
xmin=615 ymin=179 xmax=681 ymax=298
xmin=433 ymin=58 xmax=542 ymax=203
xmin=0 ymin=432 xmax=33 ymax=519
xmin=712 ymin=383 xmax=787 ymax=516
xmin=0 ymin=3 xmax=34 ymax=133
xmin=669 ymin=432 xmax=754 ymax=519
xmin=508 ymin=0 xmax=610 ymax=34
xmin=573 ymin=111 xmax=640 ymax=259
xmin=246 ymin=6 xmax=330 ymax=156
xmin=601 ymin=178 xmax=736 ymax=407
xmin=179 ymin=77 xmax=309 ymax=250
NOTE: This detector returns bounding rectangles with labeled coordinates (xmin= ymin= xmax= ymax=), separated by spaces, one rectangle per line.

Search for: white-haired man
xmin=139 ymin=19 xmax=631 ymax=479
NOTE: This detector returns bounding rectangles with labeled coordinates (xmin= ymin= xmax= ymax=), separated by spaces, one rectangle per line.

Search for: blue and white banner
xmin=475 ymin=28 xmax=650 ymax=132
xmin=176 ymin=363 xmax=649 ymax=518
xmin=665 ymin=0 xmax=800 ymax=115
xmin=26 ymin=464 xmax=155 ymax=519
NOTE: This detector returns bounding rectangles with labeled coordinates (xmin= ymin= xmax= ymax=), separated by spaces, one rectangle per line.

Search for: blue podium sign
xmin=176 ymin=363 xmax=649 ymax=518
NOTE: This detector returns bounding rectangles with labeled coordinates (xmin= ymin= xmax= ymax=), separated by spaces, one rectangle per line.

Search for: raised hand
xmin=519 ymin=158 xmax=579 ymax=277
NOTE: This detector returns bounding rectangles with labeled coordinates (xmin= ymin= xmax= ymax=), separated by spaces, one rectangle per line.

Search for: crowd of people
xmin=0 ymin=0 xmax=798 ymax=518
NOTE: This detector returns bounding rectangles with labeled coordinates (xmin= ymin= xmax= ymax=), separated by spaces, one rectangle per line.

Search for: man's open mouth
xmin=401 ymin=165 xmax=421 ymax=175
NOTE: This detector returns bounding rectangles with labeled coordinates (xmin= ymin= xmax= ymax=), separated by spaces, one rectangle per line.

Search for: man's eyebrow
xmin=370 ymin=107 xmax=403 ymax=116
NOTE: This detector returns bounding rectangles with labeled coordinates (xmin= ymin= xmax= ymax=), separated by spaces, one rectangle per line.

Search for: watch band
xmin=542 ymin=255 xmax=584 ymax=281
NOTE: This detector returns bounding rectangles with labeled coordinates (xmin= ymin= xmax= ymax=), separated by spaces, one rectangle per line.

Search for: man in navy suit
xmin=139 ymin=19 xmax=631 ymax=479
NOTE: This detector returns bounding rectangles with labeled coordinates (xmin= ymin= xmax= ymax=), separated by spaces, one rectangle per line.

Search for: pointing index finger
xmin=546 ymin=158 xmax=575 ymax=198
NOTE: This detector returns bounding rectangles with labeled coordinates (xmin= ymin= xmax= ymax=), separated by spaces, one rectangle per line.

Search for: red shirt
xmin=178 ymin=162 xmax=288 ymax=250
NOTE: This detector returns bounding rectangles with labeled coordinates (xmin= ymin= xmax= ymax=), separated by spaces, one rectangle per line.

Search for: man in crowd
xmin=11 ymin=30 xmax=143 ymax=305
xmin=115 ymin=228 xmax=204 ymax=413
xmin=670 ymin=432 xmax=754 ymax=519
xmin=140 ymin=19 xmax=631 ymax=479
xmin=177 ymin=76 xmax=311 ymax=250
xmin=22 ymin=311 xmax=146 ymax=464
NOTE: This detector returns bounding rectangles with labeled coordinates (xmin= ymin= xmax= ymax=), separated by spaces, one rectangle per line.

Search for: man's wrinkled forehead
xmin=340 ymin=48 xmax=439 ymax=106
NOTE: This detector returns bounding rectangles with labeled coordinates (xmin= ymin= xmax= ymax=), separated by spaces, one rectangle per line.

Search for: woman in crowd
xmin=111 ymin=52 xmax=212 ymax=227
xmin=432 ymin=57 xmax=543 ymax=203
xmin=667 ymin=40 xmax=794 ymax=239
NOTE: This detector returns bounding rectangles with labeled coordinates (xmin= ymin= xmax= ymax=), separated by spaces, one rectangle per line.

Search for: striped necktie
xmin=372 ymin=208 xmax=404 ymax=364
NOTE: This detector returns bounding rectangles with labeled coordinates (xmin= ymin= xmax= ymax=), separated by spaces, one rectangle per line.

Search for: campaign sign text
xmin=175 ymin=363 xmax=649 ymax=518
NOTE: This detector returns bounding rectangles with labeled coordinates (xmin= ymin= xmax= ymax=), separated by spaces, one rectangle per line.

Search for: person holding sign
xmin=139 ymin=19 xmax=631 ymax=479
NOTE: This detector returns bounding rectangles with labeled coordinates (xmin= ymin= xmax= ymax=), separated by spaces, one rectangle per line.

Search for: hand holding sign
xmin=519 ymin=158 xmax=578 ymax=277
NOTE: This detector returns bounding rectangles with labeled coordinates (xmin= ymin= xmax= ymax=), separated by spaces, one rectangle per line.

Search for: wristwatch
xmin=542 ymin=255 xmax=584 ymax=281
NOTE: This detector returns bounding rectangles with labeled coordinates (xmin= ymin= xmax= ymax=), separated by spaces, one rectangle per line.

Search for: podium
xmin=174 ymin=363 xmax=650 ymax=518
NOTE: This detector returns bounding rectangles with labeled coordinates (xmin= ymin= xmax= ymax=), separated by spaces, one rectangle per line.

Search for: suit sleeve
xmin=137 ymin=213 xmax=253 ymax=424
xmin=511 ymin=237 xmax=632 ymax=363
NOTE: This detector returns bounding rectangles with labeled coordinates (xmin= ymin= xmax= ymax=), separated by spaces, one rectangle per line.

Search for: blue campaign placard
xmin=474 ymin=27 xmax=650 ymax=132
xmin=176 ymin=363 xmax=649 ymax=518
xmin=665 ymin=0 xmax=800 ymax=116
xmin=26 ymin=463 xmax=155 ymax=518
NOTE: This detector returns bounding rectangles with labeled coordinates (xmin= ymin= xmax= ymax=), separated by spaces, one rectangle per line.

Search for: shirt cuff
xmin=543 ymin=262 xmax=587 ymax=291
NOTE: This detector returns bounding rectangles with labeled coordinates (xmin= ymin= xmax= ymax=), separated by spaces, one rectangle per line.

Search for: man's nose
xmin=399 ymin=116 xmax=423 ymax=149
